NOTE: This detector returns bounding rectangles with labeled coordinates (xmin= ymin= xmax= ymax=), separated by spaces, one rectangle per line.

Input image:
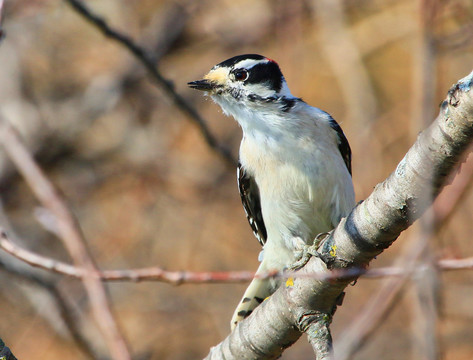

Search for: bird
xmin=188 ymin=54 xmax=355 ymax=330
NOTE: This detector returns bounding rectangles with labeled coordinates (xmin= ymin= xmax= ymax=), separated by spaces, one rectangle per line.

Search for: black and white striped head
xmin=188 ymin=54 xmax=297 ymax=112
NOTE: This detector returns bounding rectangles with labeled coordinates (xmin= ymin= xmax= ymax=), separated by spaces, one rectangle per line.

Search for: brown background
xmin=1 ymin=0 xmax=473 ymax=359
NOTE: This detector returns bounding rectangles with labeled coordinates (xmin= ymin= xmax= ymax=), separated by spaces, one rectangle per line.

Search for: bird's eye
xmin=234 ymin=69 xmax=249 ymax=81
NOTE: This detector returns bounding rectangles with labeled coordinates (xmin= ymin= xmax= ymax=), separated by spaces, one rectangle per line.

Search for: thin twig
xmin=0 ymin=118 xmax=131 ymax=360
xmin=64 ymin=0 xmax=237 ymax=166
xmin=2 ymin=229 xmax=473 ymax=284
xmin=0 ymin=0 xmax=5 ymax=42
xmin=0 ymin=230 xmax=254 ymax=284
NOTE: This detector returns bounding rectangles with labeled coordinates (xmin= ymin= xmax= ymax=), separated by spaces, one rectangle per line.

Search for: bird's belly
xmin=240 ymin=138 xmax=355 ymax=269
xmin=256 ymin=164 xmax=338 ymax=266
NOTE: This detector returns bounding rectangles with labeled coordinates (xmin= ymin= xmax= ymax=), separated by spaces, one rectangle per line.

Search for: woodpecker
xmin=188 ymin=54 xmax=355 ymax=330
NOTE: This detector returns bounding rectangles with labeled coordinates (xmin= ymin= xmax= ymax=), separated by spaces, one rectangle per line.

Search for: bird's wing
xmin=327 ymin=116 xmax=352 ymax=175
xmin=237 ymin=162 xmax=267 ymax=247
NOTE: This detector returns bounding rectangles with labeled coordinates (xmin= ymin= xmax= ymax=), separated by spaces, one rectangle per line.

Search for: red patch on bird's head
xmin=265 ymin=57 xmax=278 ymax=64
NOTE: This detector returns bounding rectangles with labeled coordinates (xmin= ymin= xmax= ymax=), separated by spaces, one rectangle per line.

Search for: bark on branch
xmin=205 ymin=71 xmax=473 ymax=359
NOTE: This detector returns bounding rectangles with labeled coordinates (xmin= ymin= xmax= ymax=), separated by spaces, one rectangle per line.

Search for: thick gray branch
xmin=205 ymin=71 xmax=473 ymax=359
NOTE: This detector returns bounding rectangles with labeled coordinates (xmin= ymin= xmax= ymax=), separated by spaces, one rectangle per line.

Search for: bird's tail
xmin=230 ymin=266 xmax=276 ymax=330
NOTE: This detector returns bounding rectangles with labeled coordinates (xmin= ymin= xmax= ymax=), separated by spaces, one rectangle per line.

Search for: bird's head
xmin=188 ymin=54 xmax=297 ymax=118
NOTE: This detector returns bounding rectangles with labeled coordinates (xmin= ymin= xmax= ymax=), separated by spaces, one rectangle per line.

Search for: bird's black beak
xmin=188 ymin=79 xmax=214 ymax=91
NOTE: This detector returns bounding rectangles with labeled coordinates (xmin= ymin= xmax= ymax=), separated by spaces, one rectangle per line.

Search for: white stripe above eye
xmin=234 ymin=58 xmax=269 ymax=70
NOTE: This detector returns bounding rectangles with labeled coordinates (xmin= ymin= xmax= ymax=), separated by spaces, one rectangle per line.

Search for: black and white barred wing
xmin=327 ymin=115 xmax=352 ymax=175
xmin=237 ymin=163 xmax=267 ymax=247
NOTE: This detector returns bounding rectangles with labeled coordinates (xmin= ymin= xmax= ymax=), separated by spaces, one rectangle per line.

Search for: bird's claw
xmin=289 ymin=232 xmax=331 ymax=270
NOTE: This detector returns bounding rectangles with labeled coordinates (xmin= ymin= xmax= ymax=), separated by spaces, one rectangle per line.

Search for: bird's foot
xmin=289 ymin=232 xmax=332 ymax=271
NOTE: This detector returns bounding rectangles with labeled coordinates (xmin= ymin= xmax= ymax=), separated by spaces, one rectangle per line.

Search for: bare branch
xmin=305 ymin=313 xmax=333 ymax=360
xmin=0 ymin=0 xmax=4 ymax=42
xmin=3 ymin=223 xmax=473 ymax=285
xmin=335 ymin=148 xmax=473 ymax=359
xmin=0 ymin=230 xmax=254 ymax=284
xmin=64 ymin=0 xmax=237 ymax=166
xmin=204 ymin=71 xmax=473 ymax=359
xmin=0 ymin=118 xmax=131 ymax=360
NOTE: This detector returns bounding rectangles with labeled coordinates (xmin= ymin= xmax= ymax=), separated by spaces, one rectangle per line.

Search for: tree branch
xmin=204 ymin=71 xmax=473 ymax=359
xmin=335 ymin=148 xmax=473 ymax=359
xmin=0 ymin=118 xmax=131 ymax=360
xmin=64 ymin=0 xmax=237 ymax=166
xmin=3 ymin=225 xmax=473 ymax=287
xmin=0 ymin=0 xmax=4 ymax=42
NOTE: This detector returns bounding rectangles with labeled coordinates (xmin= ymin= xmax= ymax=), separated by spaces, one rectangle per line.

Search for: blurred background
xmin=0 ymin=0 xmax=473 ymax=359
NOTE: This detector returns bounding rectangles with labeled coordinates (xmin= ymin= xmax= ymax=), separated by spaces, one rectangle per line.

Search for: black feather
xmin=215 ymin=54 xmax=265 ymax=69
xmin=245 ymin=62 xmax=283 ymax=92
xmin=237 ymin=163 xmax=267 ymax=246
xmin=327 ymin=116 xmax=352 ymax=175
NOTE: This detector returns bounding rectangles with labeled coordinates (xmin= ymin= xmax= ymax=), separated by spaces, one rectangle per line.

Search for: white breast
xmin=239 ymin=111 xmax=355 ymax=268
